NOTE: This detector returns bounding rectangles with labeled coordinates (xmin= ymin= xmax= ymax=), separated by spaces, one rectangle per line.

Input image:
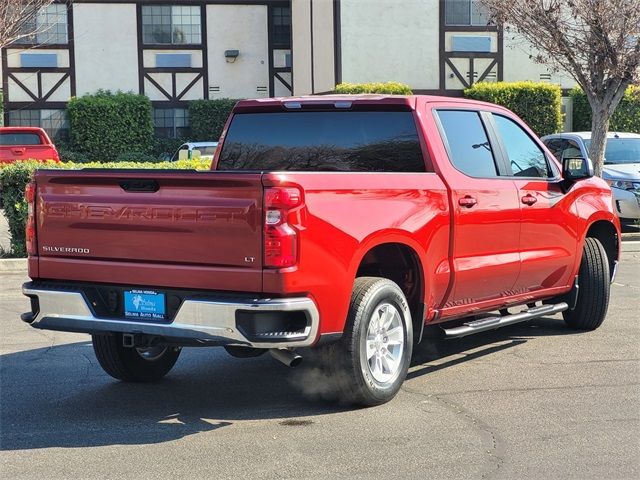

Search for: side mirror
xmin=563 ymin=157 xmax=594 ymax=181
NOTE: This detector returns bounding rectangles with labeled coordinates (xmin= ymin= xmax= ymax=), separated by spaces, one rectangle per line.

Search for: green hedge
xmin=151 ymin=137 xmax=189 ymax=160
xmin=571 ymin=85 xmax=640 ymax=133
xmin=188 ymin=99 xmax=238 ymax=142
xmin=334 ymin=82 xmax=413 ymax=95
xmin=0 ymin=158 xmax=211 ymax=257
xmin=67 ymin=90 xmax=154 ymax=160
xmin=464 ymin=81 xmax=563 ymax=137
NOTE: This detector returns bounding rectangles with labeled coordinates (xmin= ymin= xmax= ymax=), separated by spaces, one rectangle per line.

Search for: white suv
xmin=542 ymin=132 xmax=640 ymax=223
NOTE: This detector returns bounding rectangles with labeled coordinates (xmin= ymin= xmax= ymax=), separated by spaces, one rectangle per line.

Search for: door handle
xmin=458 ymin=195 xmax=477 ymax=208
xmin=521 ymin=194 xmax=537 ymax=206
xmin=11 ymin=148 xmax=26 ymax=155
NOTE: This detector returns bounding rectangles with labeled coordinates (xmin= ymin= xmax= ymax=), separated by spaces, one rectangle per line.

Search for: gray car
xmin=541 ymin=132 xmax=640 ymax=223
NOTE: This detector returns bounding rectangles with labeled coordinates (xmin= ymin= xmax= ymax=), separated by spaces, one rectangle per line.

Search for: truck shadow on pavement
xmin=408 ymin=316 xmax=579 ymax=379
xmin=0 ymin=315 xmax=576 ymax=451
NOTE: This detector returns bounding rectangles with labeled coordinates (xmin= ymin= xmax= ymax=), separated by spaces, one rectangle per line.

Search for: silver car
xmin=170 ymin=141 xmax=218 ymax=162
xmin=541 ymin=132 xmax=640 ymax=223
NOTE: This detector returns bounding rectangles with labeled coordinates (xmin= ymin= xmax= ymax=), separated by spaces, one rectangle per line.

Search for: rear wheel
xmin=317 ymin=277 xmax=413 ymax=406
xmin=92 ymin=334 xmax=181 ymax=382
xmin=563 ymin=237 xmax=611 ymax=330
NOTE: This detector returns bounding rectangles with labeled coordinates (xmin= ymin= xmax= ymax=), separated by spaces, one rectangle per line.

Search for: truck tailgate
xmin=33 ymin=170 xmax=263 ymax=291
xmin=0 ymin=145 xmax=55 ymax=163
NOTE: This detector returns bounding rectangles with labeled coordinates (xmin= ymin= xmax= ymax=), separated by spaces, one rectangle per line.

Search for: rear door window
xmin=561 ymin=139 xmax=584 ymax=160
xmin=543 ymin=138 xmax=567 ymax=161
xmin=435 ymin=110 xmax=499 ymax=178
xmin=217 ymin=111 xmax=426 ymax=172
xmin=0 ymin=132 xmax=43 ymax=145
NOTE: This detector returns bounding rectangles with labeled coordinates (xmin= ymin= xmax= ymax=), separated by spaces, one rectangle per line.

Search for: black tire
xmin=316 ymin=277 xmax=413 ymax=406
xmin=563 ymin=237 xmax=610 ymax=330
xmin=92 ymin=334 xmax=181 ymax=382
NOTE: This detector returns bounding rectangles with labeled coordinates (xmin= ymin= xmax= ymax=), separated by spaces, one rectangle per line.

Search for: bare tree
xmin=481 ymin=0 xmax=640 ymax=176
xmin=0 ymin=0 xmax=57 ymax=49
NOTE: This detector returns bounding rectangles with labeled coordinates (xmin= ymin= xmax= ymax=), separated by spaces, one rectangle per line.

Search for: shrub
xmin=115 ymin=151 xmax=160 ymax=163
xmin=464 ymin=81 xmax=563 ymax=137
xmin=334 ymin=82 xmax=413 ymax=95
xmin=151 ymin=137 xmax=189 ymax=160
xmin=571 ymin=85 xmax=640 ymax=133
xmin=57 ymin=147 xmax=90 ymax=163
xmin=66 ymin=90 xmax=154 ymax=160
xmin=188 ymin=99 xmax=238 ymax=142
xmin=0 ymin=158 xmax=211 ymax=257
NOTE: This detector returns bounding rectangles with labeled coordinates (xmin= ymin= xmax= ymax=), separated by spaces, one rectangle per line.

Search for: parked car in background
xmin=542 ymin=132 xmax=640 ymax=224
xmin=0 ymin=127 xmax=60 ymax=164
xmin=0 ymin=127 xmax=60 ymax=203
xmin=169 ymin=141 xmax=218 ymax=162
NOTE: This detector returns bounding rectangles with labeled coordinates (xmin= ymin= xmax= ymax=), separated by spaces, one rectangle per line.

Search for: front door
xmin=491 ymin=113 xmax=577 ymax=293
xmin=434 ymin=109 xmax=522 ymax=308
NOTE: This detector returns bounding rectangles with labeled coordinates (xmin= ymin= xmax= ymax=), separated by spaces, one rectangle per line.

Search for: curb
xmin=622 ymin=240 xmax=640 ymax=253
xmin=0 ymin=258 xmax=27 ymax=273
xmin=621 ymin=232 xmax=640 ymax=242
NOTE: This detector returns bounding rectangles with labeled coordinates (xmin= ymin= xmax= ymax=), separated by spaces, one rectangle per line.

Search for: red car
xmin=20 ymin=95 xmax=620 ymax=405
xmin=0 ymin=127 xmax=60 ymax=164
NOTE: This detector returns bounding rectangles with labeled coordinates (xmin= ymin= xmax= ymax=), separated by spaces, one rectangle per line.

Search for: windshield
xmin=584 ymin=138 xmax=640 ymax=165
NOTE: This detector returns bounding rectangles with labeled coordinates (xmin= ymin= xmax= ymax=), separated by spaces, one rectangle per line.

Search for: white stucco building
xmin=0 ymin=0 xmax=576 ymax=140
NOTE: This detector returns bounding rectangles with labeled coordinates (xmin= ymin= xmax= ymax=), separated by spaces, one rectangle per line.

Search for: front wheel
xmin=563 ymin=237 xmax=611 ymax=330
xmin=317 ymin=277 xmax=413 ymax=406
xmin=92 ymin=334 xmax=181 ymax=382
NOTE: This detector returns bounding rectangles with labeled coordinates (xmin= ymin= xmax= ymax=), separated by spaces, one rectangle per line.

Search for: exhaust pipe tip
xmin=270 ymin=348 xmax=303 ymax=368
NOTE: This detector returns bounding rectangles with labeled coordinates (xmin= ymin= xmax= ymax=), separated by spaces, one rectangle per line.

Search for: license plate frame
xmin=124 ymin=290 xmax=166 ymax=320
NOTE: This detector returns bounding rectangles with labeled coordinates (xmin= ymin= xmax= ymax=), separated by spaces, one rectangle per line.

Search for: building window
xmin=20 ymin=53 xmax=58 ymax=68
xmin=153 ymin=108 xmax=190 ymax=138
xmin=8 ymin=109 xmax=69 ymax=141
xmin=271 ymin=6 xmax=291 ymax=48
xmin=142 ymin=5 xmax=201 ymax=45
xmin=155 ymin=53 xmax=192 ymax=68
xmin=445 ymin=0 xmax=490 ymax=26
xmin=16 ymin=4 xmax=68 ymax=45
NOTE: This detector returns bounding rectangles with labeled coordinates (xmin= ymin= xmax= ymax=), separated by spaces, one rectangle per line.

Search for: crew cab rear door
xmin=431 ymin=107 xmax=521 ymax=308
xmin=489 ymin=113 xmax=577 ymax=292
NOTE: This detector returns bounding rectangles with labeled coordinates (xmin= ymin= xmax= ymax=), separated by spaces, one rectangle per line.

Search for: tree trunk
xmin=588 ymin=104 xmax=611 ymax=178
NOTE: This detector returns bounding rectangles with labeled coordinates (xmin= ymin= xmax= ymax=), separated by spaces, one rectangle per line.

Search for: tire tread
xmin=563 ymin=237 xmax=610 ymax=330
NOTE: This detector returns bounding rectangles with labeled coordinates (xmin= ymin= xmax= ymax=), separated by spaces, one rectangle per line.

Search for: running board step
xmin=442 ymin=302 xmax=569 ymax=339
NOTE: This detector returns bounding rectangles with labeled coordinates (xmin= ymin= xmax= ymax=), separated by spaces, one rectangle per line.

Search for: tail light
xmin=264 ymin=186 xmax=303 ymax=268
xmin=25 ymin=181 xmax=37 ymax=256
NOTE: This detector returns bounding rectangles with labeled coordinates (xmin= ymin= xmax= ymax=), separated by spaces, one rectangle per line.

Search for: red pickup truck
xmin=21 ymin=95 xmax=620 ymax=406
xmin=0 ymin=127 xmax=60 ymax=164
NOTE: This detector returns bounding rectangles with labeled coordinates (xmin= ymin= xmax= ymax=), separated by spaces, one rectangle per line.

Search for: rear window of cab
xmin=217 ymin=111 xmax=426 ymax=172
xmin=0 ymin=132 xmax=43 ymax=146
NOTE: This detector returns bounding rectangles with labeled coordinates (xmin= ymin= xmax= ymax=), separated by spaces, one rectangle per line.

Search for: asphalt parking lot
xmin=1 ymin=244 xmax=639 ymax=480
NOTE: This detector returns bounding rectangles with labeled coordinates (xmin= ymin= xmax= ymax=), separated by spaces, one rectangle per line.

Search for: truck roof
xmin=234 ymin=94 xmax=503 ymax=112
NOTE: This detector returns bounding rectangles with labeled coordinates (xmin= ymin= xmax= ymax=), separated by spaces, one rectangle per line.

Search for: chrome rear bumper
xmin=22 ymin=284 xmax=320 ymax=348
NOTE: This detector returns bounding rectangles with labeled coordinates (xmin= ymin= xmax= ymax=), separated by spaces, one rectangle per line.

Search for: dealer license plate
xmin=124 ymin=290 xmax=166 ymax=319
